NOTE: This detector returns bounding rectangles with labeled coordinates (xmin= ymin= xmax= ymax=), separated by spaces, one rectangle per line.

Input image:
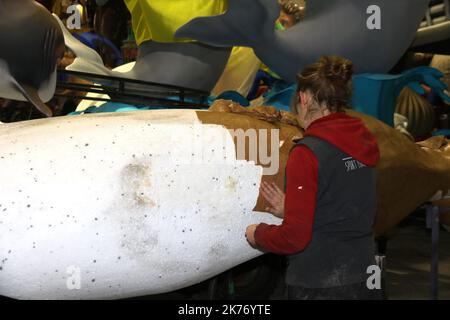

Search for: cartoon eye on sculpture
xmin=0 ymin=0 xmax=449 ymax=300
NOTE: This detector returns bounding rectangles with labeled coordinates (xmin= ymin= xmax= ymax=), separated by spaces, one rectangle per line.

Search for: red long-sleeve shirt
xmin=254 ymin=146 xmax=318 ymax=254
xmin=254 ymin=112 xmax=380 ymax=255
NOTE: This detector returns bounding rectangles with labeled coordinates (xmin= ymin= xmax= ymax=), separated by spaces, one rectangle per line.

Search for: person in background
xmin=212 ymin=0 xmax=306 ymax=99
xmin=94 ymin=0 xmax=130 ymax=51
xmin=245 ymin=56 xmax=383 ymax=300
xmin=245 ymin=0 xmax=306 ymax=103
xmin=277 ymin=0 xmax=306 ymax=29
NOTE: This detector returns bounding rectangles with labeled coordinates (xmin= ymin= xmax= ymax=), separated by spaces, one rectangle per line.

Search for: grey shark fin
xmin=13 ymin=80 xmax=53 ymax=117
xmin=175 ymin=0 xmax=280 ymax=47
xmin=52 ymin=14 xmax=111 ymax=76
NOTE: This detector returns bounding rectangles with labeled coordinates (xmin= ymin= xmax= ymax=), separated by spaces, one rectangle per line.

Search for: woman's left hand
xmin=245 ymin=224 xmax=259 ymax=248
xmin=260 ymin=181 xmax=285 ymax=218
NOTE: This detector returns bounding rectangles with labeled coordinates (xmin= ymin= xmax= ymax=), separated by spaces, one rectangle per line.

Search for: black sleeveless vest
xmin=286 ymin=136 xmax=377 ymax=288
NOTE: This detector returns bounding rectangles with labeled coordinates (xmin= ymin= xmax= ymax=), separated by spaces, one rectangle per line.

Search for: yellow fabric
xmin=261 ymin=64 xmax=282 ymax=79
xmin=212 ymin=47 xmax=262 ymax=97
xmin=124 ymin=0 xmax=228 ymax=45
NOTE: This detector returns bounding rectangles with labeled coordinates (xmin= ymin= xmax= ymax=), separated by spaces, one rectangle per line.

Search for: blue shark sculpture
xmin=0 ymin=0 xmax=437 ymax=117
xmin=176 ymin=0 xmax=431 ymax=82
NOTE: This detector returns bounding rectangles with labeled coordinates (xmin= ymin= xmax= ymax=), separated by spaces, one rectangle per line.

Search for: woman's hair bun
xmin=296 ymin=55 xmax=354 ymax=112
xmin=318 ymin=55 xmax=353 ymax=83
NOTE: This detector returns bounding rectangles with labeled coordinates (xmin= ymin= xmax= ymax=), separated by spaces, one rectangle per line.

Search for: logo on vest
xmin=343 ymin=157 xmax=366 ymax=172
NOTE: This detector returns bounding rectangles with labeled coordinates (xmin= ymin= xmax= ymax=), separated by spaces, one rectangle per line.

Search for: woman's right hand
xmin=260 ymin=181 xmax=285 ymax=218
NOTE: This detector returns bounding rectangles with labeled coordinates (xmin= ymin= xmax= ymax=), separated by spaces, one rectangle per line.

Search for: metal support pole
xmin=425 ymin=8 xmax=433 ymax=26
xmin=444 ymin=0 xmax=450 ymax=20
xmin=208 ymin=277 xmax=218 ymax=300
xmin=375 ymin=236 xmax=388 ymax=299
xmin=426 ymin=205 xmax=440 ymax=300
xmin=226 ymin=270 xmax=235 ymax=300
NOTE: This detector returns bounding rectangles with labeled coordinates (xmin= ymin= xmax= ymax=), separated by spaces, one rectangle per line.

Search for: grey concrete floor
xmin=138 ymin=213 xmax=450 ymax=300
xmin=3 ymin=212 xmax=447 ymax=301
xmin=385 ymin=214 xmax=450 ymax=300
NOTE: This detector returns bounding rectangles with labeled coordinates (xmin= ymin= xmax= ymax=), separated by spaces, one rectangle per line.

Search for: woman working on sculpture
xmin=245 ymin=55 xmax=382 ymax=300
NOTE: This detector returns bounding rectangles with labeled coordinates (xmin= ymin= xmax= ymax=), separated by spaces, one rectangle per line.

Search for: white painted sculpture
xmin=0 ymin=110 xmax=280 ymax=299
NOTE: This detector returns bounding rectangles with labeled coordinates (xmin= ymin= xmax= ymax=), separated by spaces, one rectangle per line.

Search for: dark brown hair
xmin=280 ymin=0 xmax=306 ymax=21
xmin=296 ymin=55 xmax=354 ymax=113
